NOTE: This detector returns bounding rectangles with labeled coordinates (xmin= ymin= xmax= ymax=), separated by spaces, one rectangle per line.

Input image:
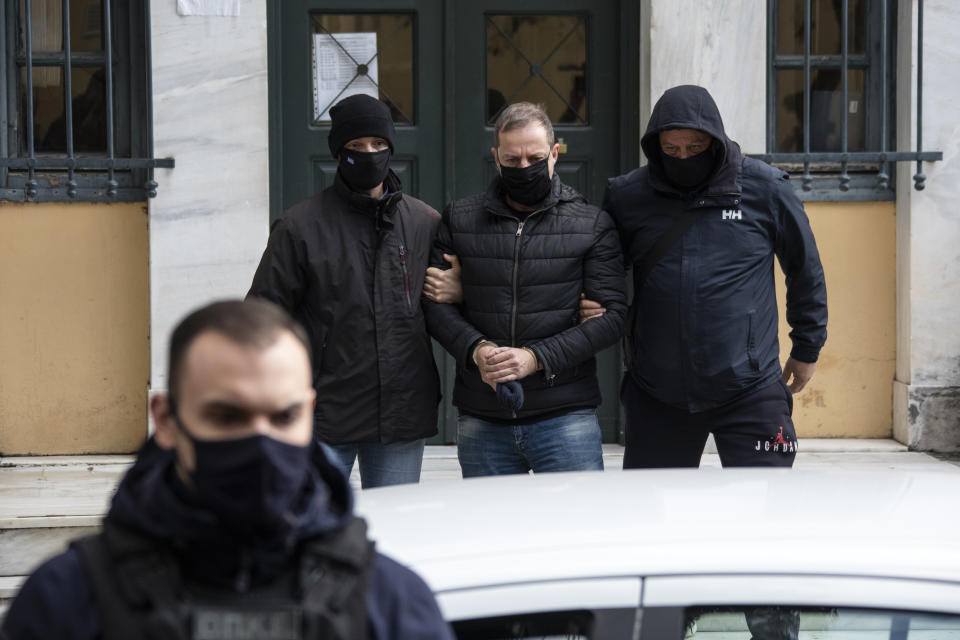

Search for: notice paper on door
xmin=313 ymin=32 xmax=379 ymax=121
xmin=177 ymin=0 xmax=239 ymax=16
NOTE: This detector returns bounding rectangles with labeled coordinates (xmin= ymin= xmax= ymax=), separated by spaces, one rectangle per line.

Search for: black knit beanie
xmin=327 ymin=95 xmax=396 ymax=158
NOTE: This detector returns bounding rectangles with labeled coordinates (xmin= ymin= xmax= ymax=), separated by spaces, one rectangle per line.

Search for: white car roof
xmin=355 ymin=469 xmax=960 ymax=595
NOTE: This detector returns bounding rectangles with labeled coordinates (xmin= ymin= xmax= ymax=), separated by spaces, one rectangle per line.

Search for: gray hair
xmin=493 ymin=102 xmax=555 ymax=148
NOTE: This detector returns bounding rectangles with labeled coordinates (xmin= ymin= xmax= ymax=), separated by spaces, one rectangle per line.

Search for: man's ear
xmin=490 ymin=147 xmax=500 ymax=170
xmin=151 ymin=394 xmax=178 ymax=450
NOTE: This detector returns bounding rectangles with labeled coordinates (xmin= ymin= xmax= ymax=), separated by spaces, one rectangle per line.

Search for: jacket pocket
xmin=747 ymin=309 xmax=759 ymax=371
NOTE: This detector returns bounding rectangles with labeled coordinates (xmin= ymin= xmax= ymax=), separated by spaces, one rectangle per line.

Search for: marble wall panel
xmin=149 ymin=1 xmax=271 ymax=392
xmin=900 ymin=1 xmax=960 ymax=388
xmin=893 ymin=1 xmax=960 ymax=450
xmin=648 ymin=0 xmax=766 ymax=154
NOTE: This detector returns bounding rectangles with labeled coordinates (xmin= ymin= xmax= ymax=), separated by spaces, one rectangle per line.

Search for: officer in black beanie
xmin=327 ymin=94 xmax=396 ymax=193
xmin=248 ymin=94 xmax=444 ymax=489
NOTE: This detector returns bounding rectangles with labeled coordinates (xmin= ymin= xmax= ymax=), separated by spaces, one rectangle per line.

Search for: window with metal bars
xmin=0 ymin=0 xmax=173 ymax=202
xmin=756 ymin=0 xmax=940 ymax=200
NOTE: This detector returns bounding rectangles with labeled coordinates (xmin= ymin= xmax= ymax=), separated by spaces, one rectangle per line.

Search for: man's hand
xmin=475 ymin=346 xmax=538 ymax=390
xmin=578 ymin=293 xmax=606 ymax=323
xmin=782 ymin=357 xmax=816 ymax=394
xmin=423 ymin=253 xmax=462 ymax=303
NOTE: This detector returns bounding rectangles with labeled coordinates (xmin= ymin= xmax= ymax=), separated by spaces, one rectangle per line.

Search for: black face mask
xmin=173 ymin=414 xmax=312 ymax=535
xmin=340 ymin=148 xmax=391 ymax=191
xmin=660 ymin=147 xmax=717 ymax=189
xmin=498 ymin=156 xmax=553 ymax=206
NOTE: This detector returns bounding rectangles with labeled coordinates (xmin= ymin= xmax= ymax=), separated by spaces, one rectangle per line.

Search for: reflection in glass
xmin=486 ymin=15 xmax=587 ymax=125
xmin=21 ymin=67 xmax=62 ymax=153
xmin=776 ymin=0 xmax=866 ymax=56
xmin=686 ymin=606 xmax=960 ymax=640
xmin=24 ymin=66 xmax=107 ymax=154
xmin=776 ymin=69 xmax=866 ymax=153
xmin=310 ymin=14 xmax=415 ymax=124
xmin=19 ymin=0 xmax=104 ymax=53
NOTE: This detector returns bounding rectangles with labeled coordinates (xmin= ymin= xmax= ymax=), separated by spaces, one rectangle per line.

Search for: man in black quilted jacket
xmin=423 ymin=102 xmax=626 ymax=477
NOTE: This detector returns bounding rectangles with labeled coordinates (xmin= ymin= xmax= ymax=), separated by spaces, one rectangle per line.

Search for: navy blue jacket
xmin=1 ymin=439 xmax=453 ymax=640
xmin=605 ymin=85 xmax=827 ymax=412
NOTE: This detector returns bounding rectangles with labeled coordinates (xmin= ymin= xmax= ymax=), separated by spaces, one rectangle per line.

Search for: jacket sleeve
xmin=601 ymin=180 xmax=633 ymax=261
xmin=773 ymin=175 xmax=828 ymax=363
xmin=422 ymin=205 xmax=486 ymax=370
xmin=0 ymin=550 xmax=99 ymax=640
xmin=526 ymin=210 xmax=628 ymax=378
xmin=246 ymin=217 xmax=306 ymax=313
xmin=366 ymin=554 xmax=456 ymax=640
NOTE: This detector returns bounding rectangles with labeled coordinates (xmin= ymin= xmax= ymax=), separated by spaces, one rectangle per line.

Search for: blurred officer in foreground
xmin=1 ymin=299 xmax=453 ymax=640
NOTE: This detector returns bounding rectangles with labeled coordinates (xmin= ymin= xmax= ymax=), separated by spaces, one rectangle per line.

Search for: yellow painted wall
xmin=0 ymin=202 xmax=149 ymax=454
xmin=777 ymin=201 xmax=895 ymax=437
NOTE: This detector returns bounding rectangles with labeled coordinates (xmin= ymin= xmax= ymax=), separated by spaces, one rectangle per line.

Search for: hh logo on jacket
xmin=722 ymin=209 xmax=742 ymax=220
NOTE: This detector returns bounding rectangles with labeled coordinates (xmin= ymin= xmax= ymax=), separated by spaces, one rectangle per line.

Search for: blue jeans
xmin=320 ymin=438 xmax=425 ymax=489
xmin=457 ymin=409 xmax=604 ymax=478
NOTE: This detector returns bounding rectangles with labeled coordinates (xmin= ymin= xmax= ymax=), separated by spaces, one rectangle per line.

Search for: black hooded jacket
xmin=1 ymin=439 xmax=453 ymax=640
xmin=604 ymin=85 xmax=827 ymax=412
xmin=424 ymin=175 xmax=626 ymax=420
xmin=248 ymin=171 xmax=441 ymax=444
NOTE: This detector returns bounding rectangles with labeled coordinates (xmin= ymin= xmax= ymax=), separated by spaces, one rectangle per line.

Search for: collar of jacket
xmin=482 ymin=173 xmax=583 ymax=218
xmin=333 ymin=169 xmax=404 ymax=224
xmin=104 ymin=438 xmax=354 ymax=588
xmin=646 ymin=138 xmax=743 ymax=209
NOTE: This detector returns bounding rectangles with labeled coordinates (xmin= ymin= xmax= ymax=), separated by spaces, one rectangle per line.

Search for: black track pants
xmin=621 ymin=375 xmax=797 ymax=469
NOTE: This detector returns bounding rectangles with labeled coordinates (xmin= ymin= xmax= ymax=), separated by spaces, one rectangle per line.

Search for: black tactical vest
xmin=73 ymin=517 xmax=374 ymax=640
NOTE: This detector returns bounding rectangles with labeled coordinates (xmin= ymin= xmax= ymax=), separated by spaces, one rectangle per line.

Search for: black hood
xmin=105 ymin=437 xmax=354 ymax=587
xmin=641 ymin=85 xmax=741 ymax=196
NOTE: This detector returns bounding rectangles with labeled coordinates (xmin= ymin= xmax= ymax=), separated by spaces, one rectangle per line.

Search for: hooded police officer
xmin=590 ymin=84 xmax=827 ymax=468
xmin=248 ymin=94 xmax=442 ymax=489
xmin=0 ymin=299 xmax=453 ymax=640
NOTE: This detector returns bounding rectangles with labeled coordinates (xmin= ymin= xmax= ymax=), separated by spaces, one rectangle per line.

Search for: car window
xmin=684 ymin=607 xmax=960 ymax=640
xmin=451 ymin=608 xmax=637 ymax=639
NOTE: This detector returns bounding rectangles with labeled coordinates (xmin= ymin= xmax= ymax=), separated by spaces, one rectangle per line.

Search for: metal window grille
xmin=0 ymin=0 xmax=173 ymax=202
xmin=755 ymin=0 xmax=940 ymax=195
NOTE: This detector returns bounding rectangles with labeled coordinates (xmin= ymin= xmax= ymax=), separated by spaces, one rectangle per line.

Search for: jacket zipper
xmin=506 ymin=206 xmax=549 ymax=346
xmin=510 ymin=221 xmax=526 ymax=345
xmin=399 ymin=243 xmax=412 ymax=310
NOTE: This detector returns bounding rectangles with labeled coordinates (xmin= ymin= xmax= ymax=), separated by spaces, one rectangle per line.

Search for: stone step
xmin=0 ymin=456 xmax=131 ymax=582
xmin=0 ymin=576 xmax=25 ymax=621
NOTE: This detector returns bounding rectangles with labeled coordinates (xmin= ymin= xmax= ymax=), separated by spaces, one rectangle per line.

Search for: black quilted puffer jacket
xmin=424 ymin=175 xmax=627 ymax=421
